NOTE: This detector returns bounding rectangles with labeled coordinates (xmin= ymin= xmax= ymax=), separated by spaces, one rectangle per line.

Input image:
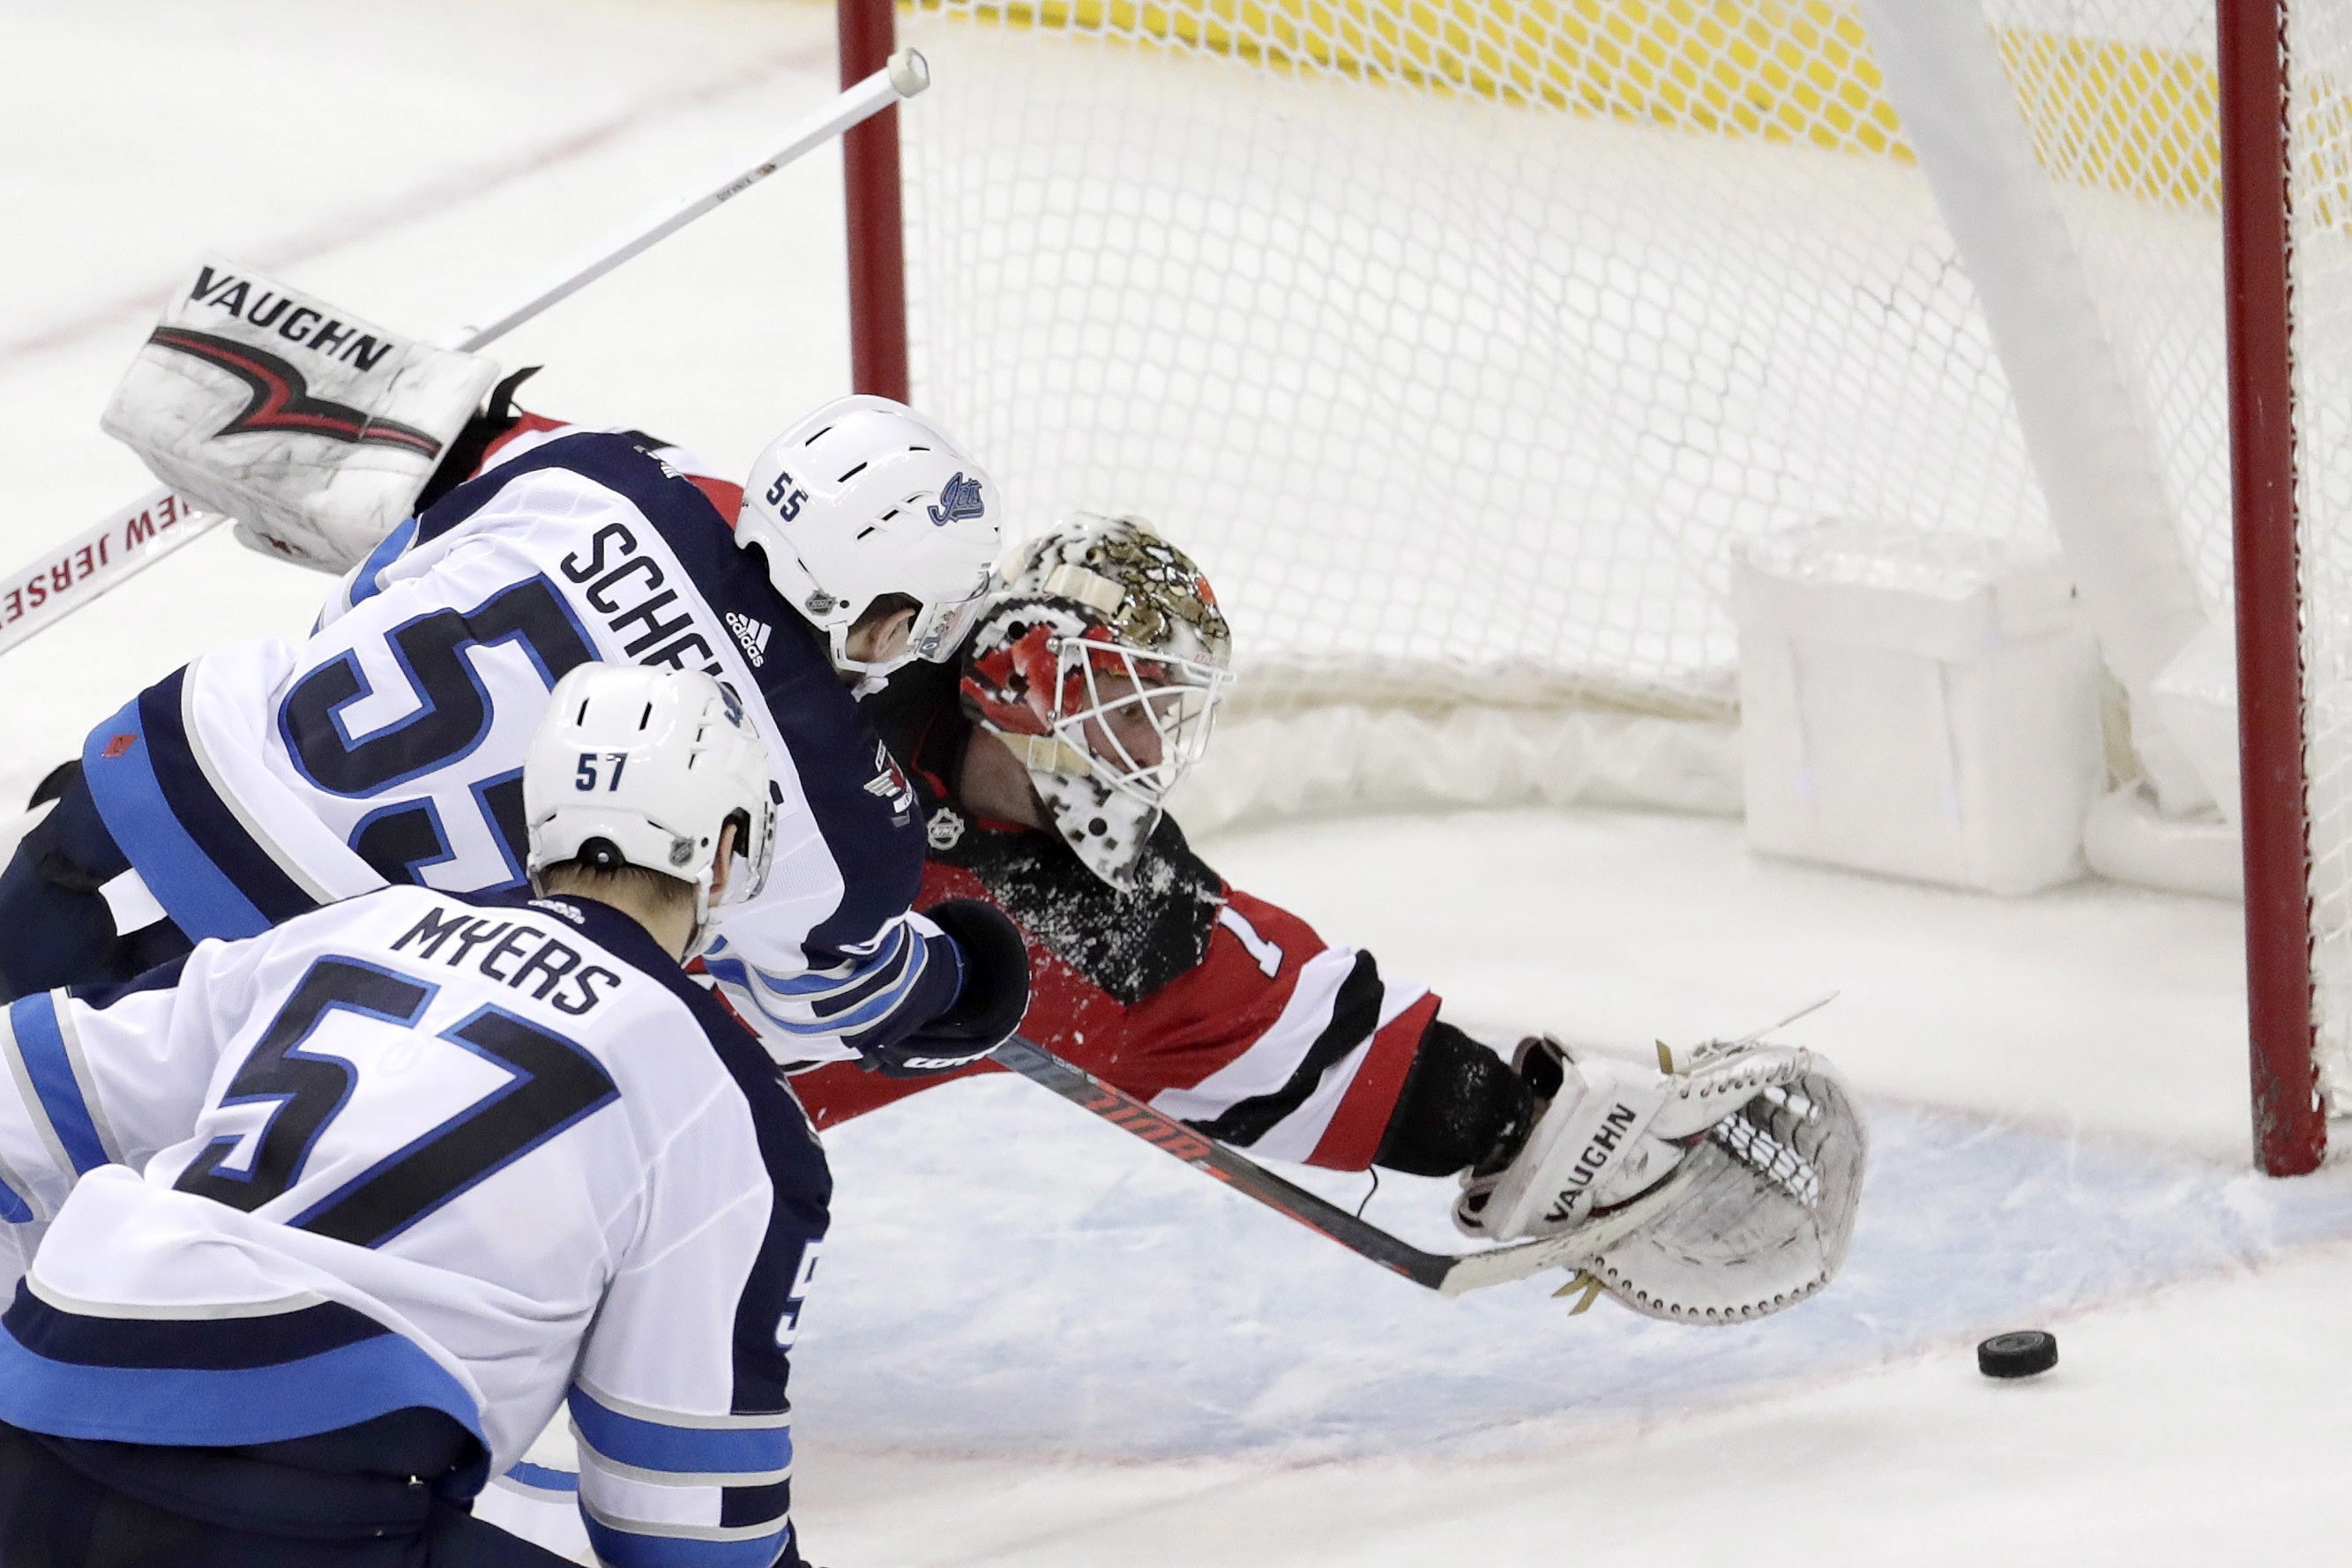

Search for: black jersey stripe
xmin=1186 ymin=951 xmax=1385 ymax=1148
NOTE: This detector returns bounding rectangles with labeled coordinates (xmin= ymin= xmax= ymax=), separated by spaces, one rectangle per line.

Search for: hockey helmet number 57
xmin=523 ymin=664 xmax=780 ymax=952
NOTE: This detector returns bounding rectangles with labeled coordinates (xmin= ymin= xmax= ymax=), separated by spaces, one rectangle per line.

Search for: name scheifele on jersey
xmin=389 ymin=899 xmax=623 ymax=1016
xmin=556 ymin=518 xmax=729 ymax=676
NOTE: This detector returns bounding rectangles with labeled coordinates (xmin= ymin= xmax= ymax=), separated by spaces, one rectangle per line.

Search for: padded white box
xmin=1731 ymin=521 xmax=2103 ymax=895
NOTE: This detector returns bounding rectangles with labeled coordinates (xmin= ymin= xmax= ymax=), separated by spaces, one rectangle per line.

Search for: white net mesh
xmin=889 ymin=2 xmax=2348 ymax=1097
xmin=897 ymin=1 xmax=2053 ymax=720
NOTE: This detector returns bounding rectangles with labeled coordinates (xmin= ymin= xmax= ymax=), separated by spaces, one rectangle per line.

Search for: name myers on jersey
xmin=1543 ymin=1100 xmax=1643 ymax=1225
xmin=558 ymin=521 xmax=729 ymax=678
xmin=186 ymin=265 xmax=397 ymax=371
xmin=392 ymin=903 xmax=623 ymax=1016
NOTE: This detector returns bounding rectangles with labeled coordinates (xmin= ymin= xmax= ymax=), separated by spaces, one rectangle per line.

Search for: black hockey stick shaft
xmin=992 ymin=1034 xmax=1464 ymax=1290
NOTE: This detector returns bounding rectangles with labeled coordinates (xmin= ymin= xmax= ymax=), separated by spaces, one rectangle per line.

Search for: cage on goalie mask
xmin=961 ymin=516 xmax=1234 ymax=890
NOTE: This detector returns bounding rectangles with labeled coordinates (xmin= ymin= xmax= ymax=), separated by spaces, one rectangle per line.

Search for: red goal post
xmin=840 ymin=0 xmax=2343 ymax=1175
xmin=2219 ymin=0 xmax=2322 ymax=1176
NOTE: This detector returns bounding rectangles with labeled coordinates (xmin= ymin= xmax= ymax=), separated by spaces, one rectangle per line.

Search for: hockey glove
xmin=866 ymin=899 xmax=1033 ymax=1078
xmin=1456 ymin=1034 xmax=1866 ymax=1324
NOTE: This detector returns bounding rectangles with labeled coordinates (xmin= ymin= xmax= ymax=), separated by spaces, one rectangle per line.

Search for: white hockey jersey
xmin=73 ymin=428 xmax=959 ymax=1066
xmin=0 ymin=884 xmax=826 ymax=1568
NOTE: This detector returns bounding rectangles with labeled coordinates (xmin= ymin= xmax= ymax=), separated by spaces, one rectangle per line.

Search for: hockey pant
xmin=0 ymin=762 xmax=193 ymax=1004
xmin=0 ymin=1410 xmax=573 ymax=1568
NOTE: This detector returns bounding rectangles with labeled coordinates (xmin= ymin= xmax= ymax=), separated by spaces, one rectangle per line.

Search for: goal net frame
xmin=833 ymin=0 xmax=2331 ymax=1176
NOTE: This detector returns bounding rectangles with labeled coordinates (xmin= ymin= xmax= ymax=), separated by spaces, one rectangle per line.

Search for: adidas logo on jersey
xmin=726 ymin=611 xmax=773 ymax=668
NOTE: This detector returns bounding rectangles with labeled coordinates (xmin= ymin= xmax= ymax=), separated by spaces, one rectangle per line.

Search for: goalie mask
xmin=960 ymin=515 xmax=1235 ymax=890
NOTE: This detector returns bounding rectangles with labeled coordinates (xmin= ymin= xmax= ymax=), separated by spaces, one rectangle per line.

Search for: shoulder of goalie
xmin=100 ymin=255 xmax=500 ymax=574
xmin=1455 ymin=1034 xmax=1867 ymax=1324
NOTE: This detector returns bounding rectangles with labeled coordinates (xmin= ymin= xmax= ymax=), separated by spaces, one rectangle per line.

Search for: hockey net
xmin=873 ymin=0 xmax=2352 ymax=1153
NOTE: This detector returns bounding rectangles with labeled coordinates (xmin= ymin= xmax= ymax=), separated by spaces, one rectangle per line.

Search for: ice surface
xmin=5 ymin=4 xmax=2349 ymax=1564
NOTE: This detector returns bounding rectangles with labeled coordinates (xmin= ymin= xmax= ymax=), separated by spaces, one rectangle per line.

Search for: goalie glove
xmin=1456 ymin=1035 xmax=1866 ymax=1324
xmin=101 ymin=256 xmax=498 ymax=573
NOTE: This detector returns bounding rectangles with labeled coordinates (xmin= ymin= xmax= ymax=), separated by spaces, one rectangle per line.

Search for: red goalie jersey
xmin=790 ymin=654 xmax=1441 ymax=1169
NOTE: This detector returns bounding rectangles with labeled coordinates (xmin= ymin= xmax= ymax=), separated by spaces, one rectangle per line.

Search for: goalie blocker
xmin=101 ymin=256 xmax=500 ymax=574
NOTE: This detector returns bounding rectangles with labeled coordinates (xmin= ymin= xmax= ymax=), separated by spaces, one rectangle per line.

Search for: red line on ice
xmin=1 ymin=40 xmax=830 ymax=362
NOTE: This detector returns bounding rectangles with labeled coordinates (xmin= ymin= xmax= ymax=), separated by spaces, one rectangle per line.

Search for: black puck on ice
xmin=1977 ymin=1330 xmax=2058 ymax=1379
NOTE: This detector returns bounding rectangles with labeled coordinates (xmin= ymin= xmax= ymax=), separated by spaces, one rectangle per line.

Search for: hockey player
xmin=0 ymin=389 xmax=1027 ymax=1078
xmin=0 ymin=663 xmax=849 ymax=1567
xmin=789 ymin=515 xmax=1863 ymax=1280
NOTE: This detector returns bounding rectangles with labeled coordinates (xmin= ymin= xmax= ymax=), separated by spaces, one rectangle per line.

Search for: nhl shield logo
xmin=928 ymin=473 xmax=985 ymax=527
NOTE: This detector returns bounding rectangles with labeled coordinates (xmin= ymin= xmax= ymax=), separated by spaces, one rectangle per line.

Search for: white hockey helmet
xmin=523 ymin=663 xmax=780 ymax=952
xmin=735 ymin=394 xmax=1001 ymax=679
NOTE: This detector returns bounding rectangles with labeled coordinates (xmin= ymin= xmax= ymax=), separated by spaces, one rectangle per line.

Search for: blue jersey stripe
xmin=0 ymin=1174 xmax=31 ymax=1224
xmin=503 ymin=1459 xmax=581 ymax=1494
xmin=706 ymin=922 xmax=907 ymax=1000
xmin=348 ymin=516 xmax=419 ymax=610
xmin=79 ymin=691 xmax=272 ymax=941
xmin=5 ymin=996 xmax=108 ymax=1176
xmin=581 ymin=1516 xmax=794 ymax=1568
xmin=0 ymin=1313 xmax=482 ymax=1448
xmin=568 ymin=1386 xmax=793 ymax=1477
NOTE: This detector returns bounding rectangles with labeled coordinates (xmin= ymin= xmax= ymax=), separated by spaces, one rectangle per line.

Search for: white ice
xmin=4 ymin=2 xmax=2349 ymax=1564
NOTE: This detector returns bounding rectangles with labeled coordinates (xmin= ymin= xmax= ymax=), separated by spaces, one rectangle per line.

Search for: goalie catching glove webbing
xmin=1456 ymin=1034 xmax=1866 ymax=1324
xmin=101 ymin=256 xmax=499 ymax=574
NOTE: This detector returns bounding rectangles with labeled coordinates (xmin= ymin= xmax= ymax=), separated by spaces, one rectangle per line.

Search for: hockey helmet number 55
xmin=736 ymin=395 xmax=1002 ymax=679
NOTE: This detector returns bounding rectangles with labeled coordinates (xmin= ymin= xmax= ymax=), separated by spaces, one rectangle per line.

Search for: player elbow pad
xmin=875 ymin=900 xmax=1032 ymax=1076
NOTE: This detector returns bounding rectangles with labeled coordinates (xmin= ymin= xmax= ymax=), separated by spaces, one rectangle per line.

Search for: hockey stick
xmin=991 ymin=1034 xmax=1669 ymax=1299
xmin=0 ymin=49 xmax=932 ymax=659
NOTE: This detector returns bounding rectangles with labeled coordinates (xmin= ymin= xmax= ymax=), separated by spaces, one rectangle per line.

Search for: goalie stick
xmin=0 ymin=49 xmax=932 ymax=658
xmin=991 ymin=1034 xmax=1692 ymax=1299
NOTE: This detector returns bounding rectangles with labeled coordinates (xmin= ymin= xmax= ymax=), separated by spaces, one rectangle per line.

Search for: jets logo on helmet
xmin=929 ymin=473 xmax=986 ymax=527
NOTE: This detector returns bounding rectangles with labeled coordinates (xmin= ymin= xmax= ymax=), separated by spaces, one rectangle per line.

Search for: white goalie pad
xmin=1576 ymin=1050 xmax=1866 ymax=1324
xmin=101 ymin=256 xmax=498 ymax=573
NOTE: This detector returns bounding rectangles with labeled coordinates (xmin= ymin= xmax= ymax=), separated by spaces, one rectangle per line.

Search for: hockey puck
xmin=1976 ymin=1330 xmax=2058 ymax=1379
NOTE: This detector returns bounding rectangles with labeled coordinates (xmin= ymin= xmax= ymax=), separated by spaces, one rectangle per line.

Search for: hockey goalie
xmin=798 ymin=512 xmax=1868 ymax=1322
